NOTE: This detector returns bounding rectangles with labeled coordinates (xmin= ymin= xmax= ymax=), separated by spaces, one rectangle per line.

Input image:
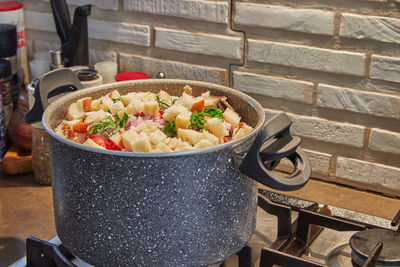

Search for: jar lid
xmin=0 ymin=24 xmax=17 ymax=58
xmin=0 ymin=1 xmax=23 ymax=12
xmin=115 ymin=71 xmax=149 ymax=81
xmin=0 ymin=59 xmax=11 ymax=78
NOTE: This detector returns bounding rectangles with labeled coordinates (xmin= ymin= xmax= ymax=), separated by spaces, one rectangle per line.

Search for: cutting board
xmin=1 ymin=145 xmax=32 ymax=174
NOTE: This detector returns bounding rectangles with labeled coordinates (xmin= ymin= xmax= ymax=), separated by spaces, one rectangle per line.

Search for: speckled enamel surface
xmin=43 ymin=79 xmax=265 ymax=266
xmin=50 ymin=138 xmax=258 ymax=266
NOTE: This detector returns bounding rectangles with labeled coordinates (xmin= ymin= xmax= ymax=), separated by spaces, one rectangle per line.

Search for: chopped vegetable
xmin=189 ymin=111 xmax=206 ymax=130
xmin=155 ymin=95 xmax=170 ymax=108
xmin=203 ymin=107 xmax=223 ymax=120
xmin=87 ymin=113 xmax=129 ymax=138
xmin=190 ymin=99 xmax=205 ymax=113
xmin=164 ymin=120 xmax=177 ymax=137
xmin=112 ymin=97 xmax=120 ymax=103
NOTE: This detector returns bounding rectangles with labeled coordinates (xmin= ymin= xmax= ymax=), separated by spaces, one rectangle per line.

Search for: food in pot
xmin=55 ymin=85 xmax=253 ymax=152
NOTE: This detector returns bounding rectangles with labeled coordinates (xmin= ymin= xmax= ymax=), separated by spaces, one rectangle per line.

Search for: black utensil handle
xmin=239 ymin=113 xmax=311 ymax=191
xmin=25 ymin=69 xmax=83 ymax=124
xmin=50 ymin=0 xmax=72 ymax=45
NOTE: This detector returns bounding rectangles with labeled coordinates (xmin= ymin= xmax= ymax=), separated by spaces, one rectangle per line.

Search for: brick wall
xmin=20 ymin=0 xmax=400 ymax=196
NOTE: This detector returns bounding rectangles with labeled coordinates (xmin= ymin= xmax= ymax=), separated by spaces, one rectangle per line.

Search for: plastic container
xmin=115 ymin=71 xmax=148 ymax=81
xmin=94 ymin=61 xmax=117 ymax=84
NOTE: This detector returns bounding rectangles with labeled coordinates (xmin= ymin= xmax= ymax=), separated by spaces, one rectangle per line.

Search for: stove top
xmin=11 ymin=189 xmax=400 ymax=267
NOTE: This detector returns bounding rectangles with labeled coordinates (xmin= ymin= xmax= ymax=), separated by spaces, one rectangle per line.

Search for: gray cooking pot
xmin=27 ymin=69 xmax=311 ymax=266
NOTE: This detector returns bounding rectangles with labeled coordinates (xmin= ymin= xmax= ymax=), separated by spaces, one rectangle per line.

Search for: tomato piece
xmin=223 ymin=136 xmax=228 ymax=143
xmin=190 ymin=99 xmax=205 ymax=113
xmin=89 ymin=136 xmax=106 ymax=147
xmin=159 ymin=111 xmax=163 ymax=119
xmin=73 ymin=121 xmax=91 ymax=133
xmin=105 ymin=139 xmax=122 ymax=151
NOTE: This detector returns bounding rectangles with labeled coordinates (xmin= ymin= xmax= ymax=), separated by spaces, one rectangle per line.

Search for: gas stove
xmin=11 ymin=189 xmax=400 ymax=267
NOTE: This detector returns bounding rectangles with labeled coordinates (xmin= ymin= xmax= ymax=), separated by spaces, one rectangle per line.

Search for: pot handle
xmin=238 ymin=113 xmax=311 ymax=191
xmin=25 ymin=68 xmax=83 ymax=124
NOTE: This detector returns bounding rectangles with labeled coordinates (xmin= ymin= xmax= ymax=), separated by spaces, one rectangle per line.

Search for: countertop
xmin=1 ymin=172 xmax=399 ymax=266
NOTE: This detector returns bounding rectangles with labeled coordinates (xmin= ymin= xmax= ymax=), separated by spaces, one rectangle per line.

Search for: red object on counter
xmin=115 ymin=71 xmax=149 ymax=81
xmin=0 ymin=1 xmax=23 ymax=11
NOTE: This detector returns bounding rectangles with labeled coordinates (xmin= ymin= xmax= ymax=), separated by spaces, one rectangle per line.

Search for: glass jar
xmin=31 ymin=126 xmax=51 ymax=185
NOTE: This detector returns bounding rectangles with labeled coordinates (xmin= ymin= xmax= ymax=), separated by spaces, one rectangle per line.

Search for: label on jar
xmin=0 ymin=80 xmax=14 ymax=129
xmin=0 ymin=86 xmax=7 ymax=161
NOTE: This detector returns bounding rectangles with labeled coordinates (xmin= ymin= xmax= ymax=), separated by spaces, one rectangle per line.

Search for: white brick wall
xmin=340 ymin=13 xmax=400 ymax=44
xmin=42 ymin=0 xmax=119 ymax=10
xmin=88 ymin=49 xmax=117 ymax=67
xmin=336 ymin=157 xmax=400 ymax=190
xmin=369 ymin=128 xmax=400 ymax=155
xmin=247 ymin=40 xmax=366 ymax=76
xmin=24 ymin=11 xmax=55 ymax=32
xmin=119 ymin=53 xmax=227 ymax=84
xmin=155 ymin=27 xmax=242 ymax=59
xmin=123 ymin=0 xmax=228 ymax=24
xmin=317 ymin=84 xmax=400 ymax=119
xmin=304 ymin=150 xmax=331 ymax=176
xmin=263 ymin=108 xmax=365 ymax=148
xmin=370 ymin=55 xmax=400 ymax=83
xmin=233 ymin=71 xmax=313 ymax=104
xmin=88 ymin=19 xmax=150 ymax=46
xmin=235 ymin=3 xmax=334 ymax=35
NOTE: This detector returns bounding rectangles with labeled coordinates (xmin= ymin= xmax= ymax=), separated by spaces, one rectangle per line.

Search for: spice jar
xmin=27 ymin=81 xmax=51 ymax=185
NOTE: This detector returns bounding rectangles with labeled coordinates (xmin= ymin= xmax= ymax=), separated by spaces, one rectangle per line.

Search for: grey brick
xmin=369 ymin=128 xmax=400 ymax=155
xmin=370 ymin=55 xmax=400 ymax=83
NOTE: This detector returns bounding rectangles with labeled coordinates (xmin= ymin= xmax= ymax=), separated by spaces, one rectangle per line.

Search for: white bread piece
xmin=136 ymin=121 xmax=159 ymax=135
xmin=117 ymin=105 xmax=135 ymax=118
xmin=120 ymin=92 xmax=138 ymax=106
xmin=109 ymin=90 xmax=120 ymax=99
xmin=143 ymin=100 xmax=160 ymax=116
xmin=109 ymin=132 xmax=121 ymax=147
xmin=82 ymin=138 xmax=106 ymax=149
xmin=154 ymin=142 xmax=173 ymax=153
xmin=99 ymin=95 xmax=114 ymax=112
xmin=131 ymin=135 xmax=152 ymax=152
xmin=148 ymin=129 xmax=167 ymax=146
xmin=175 ymin=140 xmax=193 ymax=151
xmin=121 ymin=129 xmax=139 ymax=151
xmin=162 ymin=105 xmax=188 ymax=121
xmin=183 ymin=85 xmax=192 ymax=95
xmin=66 ymin=103 xmax=85 ymax=120
xmin=177 ymin=128 xmax=203 ymax=145
xmin=109 ymin=101 xmax=125 ymax=115
xmin=84 ymin=110 xmax=111 ymax=124
xmin=232 ymin=123 xmax=253 ymax=140
xmin=201 ymin=131 xmax=219 ymax=145
xmin=158 ymin=90 xmax=171 ymax=100
xmin=91 ymin=98 xmax=101 ymax=111
xmin=142 ymin=92 xmax=156 ymax=102
xmin=180 ymin=92 xmax=194 ymax=108
xmin=222 ymin=108 xmax=241 ymax=128
xmin=175 ymin=112 xmax=191 ymax=129
xmin=204 ymin=118 xmax=229 ymax=138
xmin=76 ymin=97 xmax=92 ymax=112
xmin=128 ymin=98 xmax=144 ymax=114
xmin=194 ymin=139 xmax=213 ymax=149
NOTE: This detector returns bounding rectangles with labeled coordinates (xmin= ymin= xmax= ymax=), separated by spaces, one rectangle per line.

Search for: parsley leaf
xmin=164 ymin=120 xmax=177 ymax=137
xmin=112 ymin=97 xmax=120 ymax=103
xmin=189 ymin=111 xmax=206 ymax=130
xmin=87 ymin=113 xmax=129 ymax=138
xmin=203 ymin=107 xmax=223 ymax=120
xmin=155 ymin=96 xmax=170 ymax=108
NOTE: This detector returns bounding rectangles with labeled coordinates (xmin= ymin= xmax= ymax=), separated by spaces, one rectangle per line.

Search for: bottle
xmin=0 ymin=59 xmax=10 ymax=160
xmin=0 ymin=59 xmax=13 ymax=131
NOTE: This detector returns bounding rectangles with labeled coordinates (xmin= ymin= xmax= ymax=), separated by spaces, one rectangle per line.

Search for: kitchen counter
xmin=0 ymin=172 xmax=399 ymax=266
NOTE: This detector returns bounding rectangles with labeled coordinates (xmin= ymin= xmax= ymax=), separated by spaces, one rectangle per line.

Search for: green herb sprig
xmin=164 ymin=120 xmax=177 ymax=137
xmin=189 ymin=107 xmax=224 ymax=130
xmin=155 ymin=96 xmax=171 ymax=108
xmin=112 ymin=97 xmax=120 ymax=103
xmin=87 ymin=113 xmax=129 ymax=138
xmin=203 ymin=107 xmax=223 ymax=120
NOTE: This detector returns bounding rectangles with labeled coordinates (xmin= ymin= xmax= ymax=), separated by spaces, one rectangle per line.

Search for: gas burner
xmin=349 ymin=228 xmax=400 ymax=267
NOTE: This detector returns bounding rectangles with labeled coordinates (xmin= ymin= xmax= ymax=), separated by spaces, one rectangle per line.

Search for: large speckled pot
xmin=34 ymin=69 xmax=310 ymax=266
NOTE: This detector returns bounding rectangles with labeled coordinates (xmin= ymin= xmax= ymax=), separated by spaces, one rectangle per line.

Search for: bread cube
xmin=120 ymin=92 xmax=137 ymax=106
xmin=128 ymin=98 xmax=144 ymax=114
xmin=175 ymin=141 xmax=193 ymax=151
xmin=162 ymin=105 xmax=188 ymax=121
xmin=183 ymin=85 xmax=192 ymax=95
xmin=66 ymin=103 xmax=85 ymax=120
xmin=109 ymin=132 xmax=121 ymax=147
xmin=177 ymin=128 xmax=203 ymax=145
xmin=232 ymin=123 xmax=253 ymax=140
xmin=222 ymin=108 xmax=241 ymax=128
xmin=109 ymin=101 xmax=125 ymax=115
xmin=76 ymin=97 xmax=92 ymax=112
xmin=82 ymin=138 xmax=106 ymax=149
xmin=121 ymin=129 xmax=139 ymax=151
xmin=201 ymin=131 xmax=219 ymax=146
xmin=175 ymin=112 xmax=191 ymax=129
xmin=91 ymin=98 xmax=101 ymax=111
xmin=108 ymin=90 xmax=120 ymax=99
xmin=194 ymin=139 xmax=213 ymax=149
xmin=149 ymin=129 xmax=167 ymax=146
xmin=84 ymin=110 xmax=110 ymax=124
xmin=154 ymin=142 xmax=173 ymax=153
xmin=143 ymin=100 xmax=159 ymax=116
xmin=204 ymin=118 xmax=228 ymax=138
xmin=99 ymin=96 xmax=114 ymax=112
xmin=158 ymin=90 xmax=171 ymax=100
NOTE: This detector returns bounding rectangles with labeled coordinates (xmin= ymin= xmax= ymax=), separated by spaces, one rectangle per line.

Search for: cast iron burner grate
xmin=257 ymin=189 xmax=400 ymax=267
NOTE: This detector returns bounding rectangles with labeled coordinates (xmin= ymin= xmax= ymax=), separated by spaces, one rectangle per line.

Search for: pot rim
xmin=42 ymin=79 xmax=265 ymax=158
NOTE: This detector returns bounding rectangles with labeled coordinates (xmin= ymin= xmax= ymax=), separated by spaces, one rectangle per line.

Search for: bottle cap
xmin=0 ymin=24 xmax=17 ymax=58
xmin=115 ymin=71 xmax=149 ymax=81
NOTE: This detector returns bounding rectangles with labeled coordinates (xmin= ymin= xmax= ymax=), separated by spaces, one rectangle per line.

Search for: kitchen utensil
xmin=27 ymin=68 xmax=311 ymax=266
xmin=50 ymin=0 xmax=91 ymax=67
